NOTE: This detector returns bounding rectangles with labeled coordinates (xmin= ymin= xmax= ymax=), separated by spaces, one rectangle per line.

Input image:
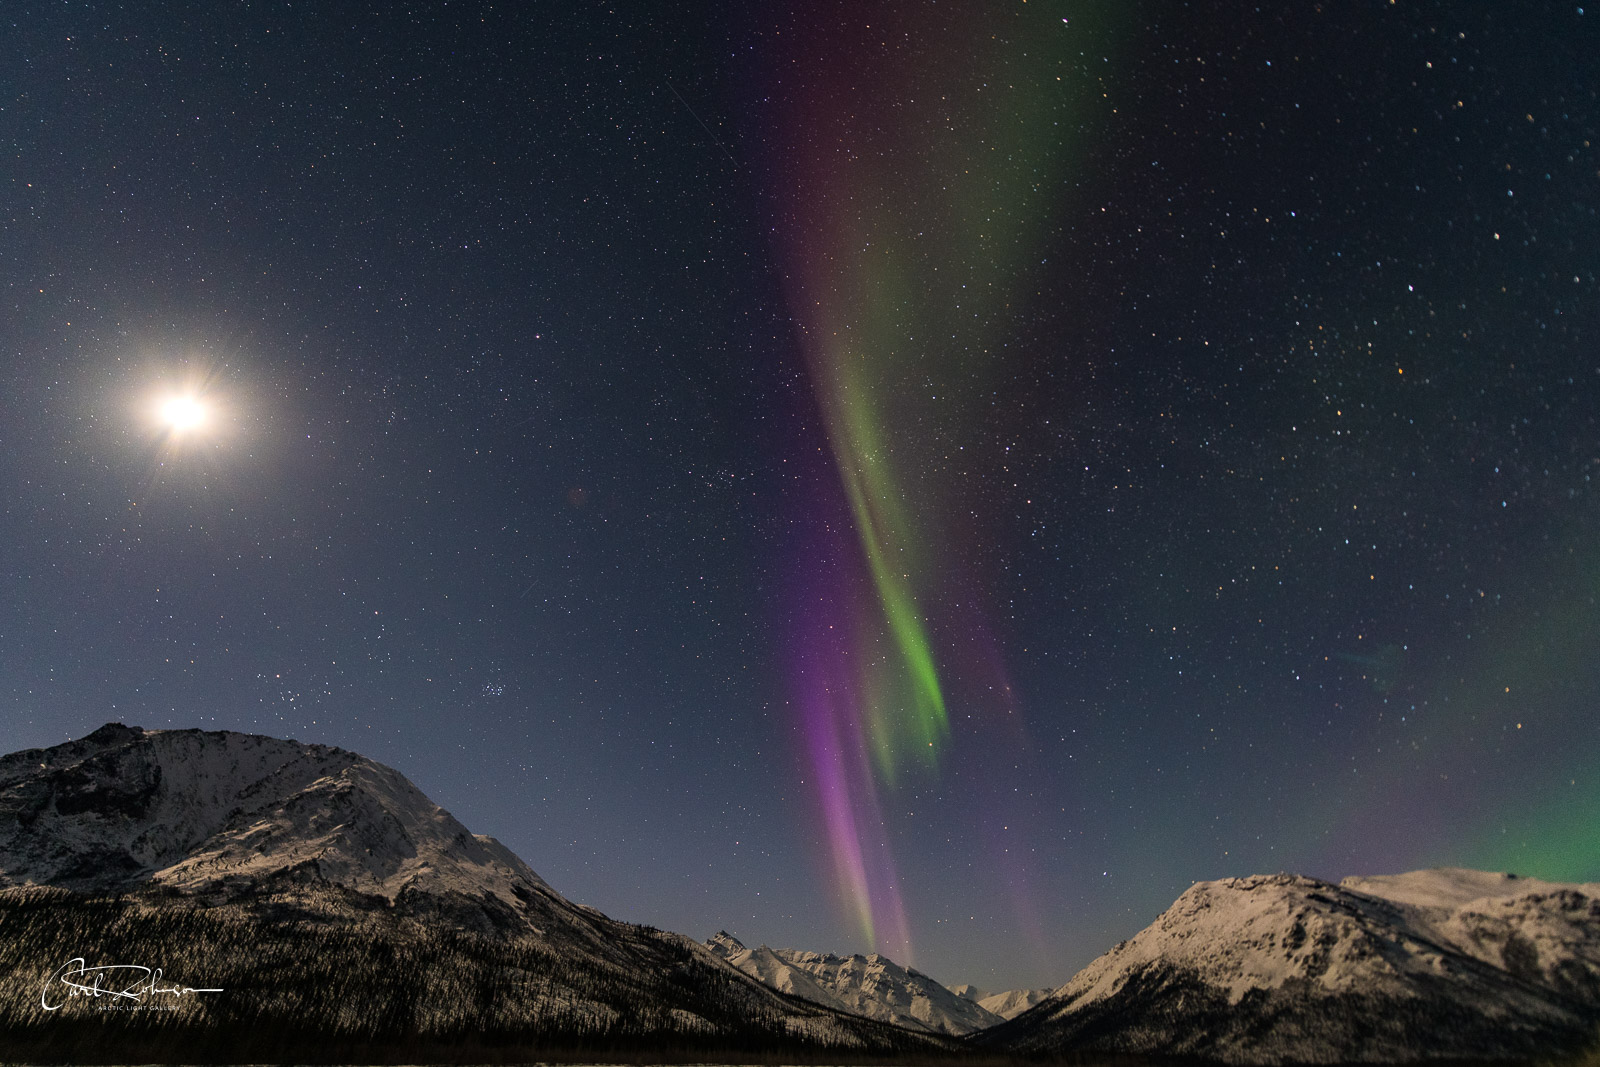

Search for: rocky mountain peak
xmin=0 ymin=723 xmax=550 ymax=908
xmin=980 ymin=867 xmax=1600 ymax=1063
xmin=707 ymin=930 xmax=746 ymax=954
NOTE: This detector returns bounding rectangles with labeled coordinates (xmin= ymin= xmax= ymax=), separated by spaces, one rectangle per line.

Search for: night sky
xmin=4 ymin=1 xmax=1598 ymax=992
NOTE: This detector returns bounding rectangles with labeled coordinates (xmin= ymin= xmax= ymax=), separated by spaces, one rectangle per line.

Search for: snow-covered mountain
xmin=982 ymin=868 xmax=1600 ymax=1064
xmin=705 ymin=930 xmax=1003 ymax=1034
xmin=0 ymin=722 xmax=551 ymax=906
xmin=963 ymin=983 xmax=1053 ymax=1019
xmin=0 ymin=724 xmax=954 ymax=1063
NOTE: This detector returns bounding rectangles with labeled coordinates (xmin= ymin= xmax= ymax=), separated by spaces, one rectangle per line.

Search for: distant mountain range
xmin=2 ymin=723 xmax=1597 ymax=1064
xmin=952 ymin=982 xmax=1052 ymax=1019
xmin=704 ymin=930 xmax=1047 ymax=1034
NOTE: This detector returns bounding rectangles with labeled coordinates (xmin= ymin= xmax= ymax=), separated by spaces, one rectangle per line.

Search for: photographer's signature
xmin=42 ymin=957 xmax=223 ymax=1011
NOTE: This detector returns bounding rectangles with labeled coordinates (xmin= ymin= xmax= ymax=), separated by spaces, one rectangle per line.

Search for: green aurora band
xmin=769 ymin=1 xmax=1102 ymax=785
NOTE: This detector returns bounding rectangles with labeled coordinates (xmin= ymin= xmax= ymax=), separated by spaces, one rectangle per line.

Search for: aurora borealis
xmin=3 ymin=0 xmax=1598 ymax=991
xmin=749 ymin=2 xmax=1092 ymax=955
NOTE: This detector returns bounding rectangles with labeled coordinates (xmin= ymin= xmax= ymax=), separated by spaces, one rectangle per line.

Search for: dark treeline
xmin=0 ymin=884 xmax=963 ymax=1064
xmin=11 ymin=885 xmax=1590 ymax=1065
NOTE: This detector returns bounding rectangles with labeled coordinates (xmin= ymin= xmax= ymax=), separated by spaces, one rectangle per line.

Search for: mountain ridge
xmin=704 ymin=930 xmax=1004 ymax=1035
xmin=7 ymin=723 xmax=1599 ymax=1064
xmin=980 ymin=867 xmax=1600 ymax=1064
xmin=0 ymin=723 xmax=554 ymax=907
xmin=0 ymin=723 xmax=957 ymax=1063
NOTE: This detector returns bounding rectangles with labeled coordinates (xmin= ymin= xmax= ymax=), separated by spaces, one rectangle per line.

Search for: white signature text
xmin=42 ymin=958 xmax=223 ymax=1011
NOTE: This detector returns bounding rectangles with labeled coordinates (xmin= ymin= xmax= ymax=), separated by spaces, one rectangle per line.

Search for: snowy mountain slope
xmin=1342 ymin=868 xmax=1600 ymax=1006
xmin=951 ymin=982 xmax=1054 ymax=1019
xmin=0 ymin=722 xmax=551 ymax=907
xmin=705 ymin=931 xmax=845 ymax=1008
xmin=706 ymin=930 xmax=1003 ymax=1034
xmin=0 ymin=724 xmax=957 ymax=1063
xmin=981 ymin=868 xmax=1600 ymax=1064
xmin=977 ymin=985 xmax=1053 ymax=1018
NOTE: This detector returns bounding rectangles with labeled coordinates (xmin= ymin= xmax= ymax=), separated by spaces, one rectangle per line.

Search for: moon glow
xmin=160 ymin=395 xmax=208 ymax=433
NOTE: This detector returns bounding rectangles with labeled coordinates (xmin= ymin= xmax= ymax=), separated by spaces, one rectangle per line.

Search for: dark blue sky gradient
xmin=4 ymin=2 xmax=1598 ymax=990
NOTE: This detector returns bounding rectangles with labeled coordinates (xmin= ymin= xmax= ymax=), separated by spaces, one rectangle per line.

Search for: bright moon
xmin=161 ymin=395 xmax=208 ymax=432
